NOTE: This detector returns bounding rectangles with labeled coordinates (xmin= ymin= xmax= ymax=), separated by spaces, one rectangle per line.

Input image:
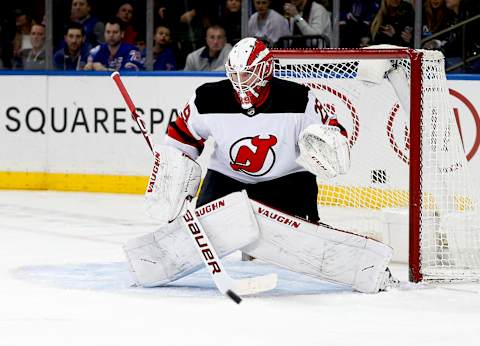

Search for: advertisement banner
xmin=1 ymin=74 xmax=479 ymax=192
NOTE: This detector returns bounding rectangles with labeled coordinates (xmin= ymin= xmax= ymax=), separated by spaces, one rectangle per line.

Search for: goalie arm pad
xmin=145 ymin=145 xmax=201 ymax=223
xmin=296 ymin=124 xmax=350 ymax=179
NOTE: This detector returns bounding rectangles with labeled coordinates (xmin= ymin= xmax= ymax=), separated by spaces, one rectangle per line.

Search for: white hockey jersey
xmin=165 ymin=77 xmax=346 ymax=184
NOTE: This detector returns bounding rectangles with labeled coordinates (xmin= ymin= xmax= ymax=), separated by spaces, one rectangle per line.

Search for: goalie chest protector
xmin=179 ymin=78 xmax=330 ymax=184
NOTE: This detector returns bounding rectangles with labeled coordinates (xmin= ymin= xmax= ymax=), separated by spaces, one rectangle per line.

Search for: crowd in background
xmin=0 ymin=0 xmax=479 ymax=72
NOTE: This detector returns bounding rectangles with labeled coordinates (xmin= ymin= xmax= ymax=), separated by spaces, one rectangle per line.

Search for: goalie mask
xmin=225 ymin=38 xmax=274 ymax=113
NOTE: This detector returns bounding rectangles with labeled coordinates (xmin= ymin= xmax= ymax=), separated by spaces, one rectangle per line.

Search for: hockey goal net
xmin=271 ymin=47 xmax=480 ymax=283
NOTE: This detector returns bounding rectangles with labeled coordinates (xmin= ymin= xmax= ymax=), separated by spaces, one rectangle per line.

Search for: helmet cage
xmin=226 ymin=46 xmax=274 ymax=110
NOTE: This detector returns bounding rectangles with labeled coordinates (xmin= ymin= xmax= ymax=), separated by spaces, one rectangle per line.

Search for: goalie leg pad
xmin=124 ymin=191 xmax=259 ymax=287
xmin=242 ymin=201 xmax=393 ymax=293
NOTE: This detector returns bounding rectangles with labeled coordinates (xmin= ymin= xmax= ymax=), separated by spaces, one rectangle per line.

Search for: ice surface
xmin=1 ymin=190 xmax=479 ymax=346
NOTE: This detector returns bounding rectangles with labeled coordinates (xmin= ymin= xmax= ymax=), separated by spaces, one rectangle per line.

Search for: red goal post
xmin=270 ymin=47 xmax=480 ymax=283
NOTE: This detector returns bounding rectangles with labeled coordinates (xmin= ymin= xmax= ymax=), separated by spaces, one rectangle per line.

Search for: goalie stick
xmin=110 ymin=71 xmax=277 ymax=303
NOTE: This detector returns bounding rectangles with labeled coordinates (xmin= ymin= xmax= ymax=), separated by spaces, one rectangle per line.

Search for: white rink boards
xmin=1 ymin=74 xmax=480 ymax=190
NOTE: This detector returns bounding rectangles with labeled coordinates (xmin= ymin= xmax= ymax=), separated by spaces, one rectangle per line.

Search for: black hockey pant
xmin=196 ymin=169 xmax=319 ymax=223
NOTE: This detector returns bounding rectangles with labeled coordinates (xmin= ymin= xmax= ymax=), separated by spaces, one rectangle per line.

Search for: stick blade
xmin=233 ymin=273 xmax=278 ymax=296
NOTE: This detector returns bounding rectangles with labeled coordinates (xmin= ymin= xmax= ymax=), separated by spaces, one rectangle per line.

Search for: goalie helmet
xmin=225 ymin=38 xmax=274 ymax=113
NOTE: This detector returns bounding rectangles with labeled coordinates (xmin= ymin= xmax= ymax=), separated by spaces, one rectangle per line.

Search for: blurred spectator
xmin=152 ymin=25 xmax=177 ymax=70
xmin=317 ymin=0 xmax=332 ymax=12
xmin=0 ymin=22 xmax=4 ymax=68
xmin=70 ymin=0 xmax=105 ymax=47
xmin=156 ymin=0 xmax=206 ymax=68
xmin=201 ymin=0 xmax=226 ymax=27
xmin=53 ymin=22 xmax=90 ymax=70
xmin=283 ymin=0 xmax=332 ymax=45
xmin=116 ymin=1 xmax=138 ymax=45
xmin=443 ymin=0 xmax=470 ymax=70
xmin=219 ymin=0 xmax=242 ymax=45
xmin=465 ymin=0 xmax=480 ymax=13
xmin=339 ymin=0 xmax=379 ymax=48
xmin=18 ymin=23 xmax=45 ymax=70
xmin=370 ymin=0 xmax=414 ymax=47
xmin=184 ymin=25 xmax=231 ymax=71
xmin=84 ymin=17 xmax=143 ymax=71
xmin=248 ymin=0 xmax=289 ymax=46
xmin=425 ymin=0 xmax=480 ymax=72
xmin=12 ymin=9 xmax=33 ymax=67
xmin=422 ymin=0 xmax=449 ymax=39
xmin=0 ymin=4 xmax=17 ymax=69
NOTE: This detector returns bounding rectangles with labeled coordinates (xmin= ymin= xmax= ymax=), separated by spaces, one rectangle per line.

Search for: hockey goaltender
xmin=122 ymin=38 xmax=399 ymax=297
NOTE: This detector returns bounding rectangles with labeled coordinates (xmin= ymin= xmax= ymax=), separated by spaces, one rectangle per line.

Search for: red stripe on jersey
xmin=174 ymin=115 xmax=192 ymax=134
xmin=328 ymin=118 xmax=348 ymax=138
xmin=167 ymin=117 xmax=205 ymax=150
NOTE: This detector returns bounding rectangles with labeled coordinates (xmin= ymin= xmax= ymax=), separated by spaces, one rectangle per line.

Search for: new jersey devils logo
xmin=230 ymin=135 xmax=277 ymax=176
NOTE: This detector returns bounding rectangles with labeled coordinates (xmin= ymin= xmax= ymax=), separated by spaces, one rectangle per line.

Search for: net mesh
xmin=273 ymin=48 xmax=480 ymax=281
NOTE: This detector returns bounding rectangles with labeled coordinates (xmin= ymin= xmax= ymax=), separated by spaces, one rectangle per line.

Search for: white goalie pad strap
xmin=296 ymin=124 xmax=350 ymax=179
xmin=387 ymin=66 xmax=411 ymax=116
xmin=145 ymin=145 xmax=202 ymax=223
xmin=124 ymin=191 xmax=259 ymax=287
xmin=242 ymin=201 xmax=393 ymax=293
